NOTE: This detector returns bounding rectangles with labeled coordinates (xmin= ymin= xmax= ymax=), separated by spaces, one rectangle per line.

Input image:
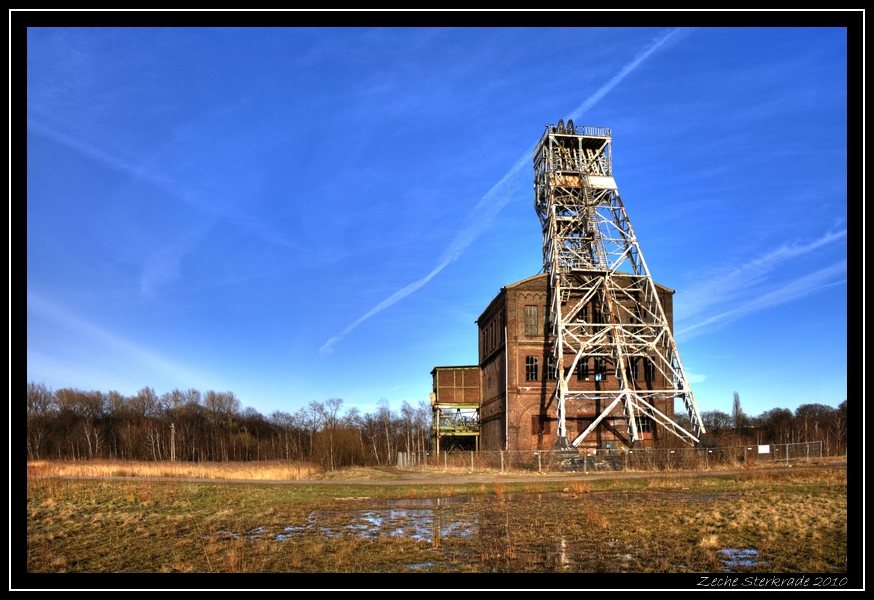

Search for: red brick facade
xmin=476 ymin=273 xmax=676 ymax=451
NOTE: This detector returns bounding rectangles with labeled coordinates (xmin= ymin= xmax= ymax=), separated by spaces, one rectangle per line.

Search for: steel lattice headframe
xmin=534 ymin=120 xmax=707 ymax=448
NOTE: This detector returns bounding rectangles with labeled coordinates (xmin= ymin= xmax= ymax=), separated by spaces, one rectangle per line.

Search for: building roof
xmin=502 ymin=272 xmax=548 ymax=290
xmin=477 ymin=272 xmax=676 ymax=323
xmin=430 ymin=365 xmax=479 ymax=375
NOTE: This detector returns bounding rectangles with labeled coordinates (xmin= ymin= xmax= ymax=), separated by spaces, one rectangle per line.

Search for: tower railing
xmin=570 ymin=126 xmax=612 ymax=137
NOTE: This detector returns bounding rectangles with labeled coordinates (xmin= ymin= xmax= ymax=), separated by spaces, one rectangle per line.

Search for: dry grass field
xmin=25 ymin=460 xmax=848 ymax=576
xmin=27 ymin=459 xmax=323 ymax=481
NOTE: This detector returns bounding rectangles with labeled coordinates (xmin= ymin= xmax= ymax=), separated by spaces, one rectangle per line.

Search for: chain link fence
xmin=397 ymin=441 xmax=825 ymax=473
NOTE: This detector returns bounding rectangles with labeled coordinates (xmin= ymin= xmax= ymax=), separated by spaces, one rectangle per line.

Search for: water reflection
xmin=378 ymin=496 xmax=472 ymax=507
xmin=232 ymin=489 xmax=760 ymax=573
xmin=719 ymin=548 xmax=766 ymax=570
xmin=274 ymin=506 xmax=477 ymax=544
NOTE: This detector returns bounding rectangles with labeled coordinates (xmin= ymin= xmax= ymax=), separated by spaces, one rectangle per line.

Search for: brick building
xmin=430 ymin=124 xmax=704 ymax=452
xmin=474 ymin=272 xmax=676 ymax=452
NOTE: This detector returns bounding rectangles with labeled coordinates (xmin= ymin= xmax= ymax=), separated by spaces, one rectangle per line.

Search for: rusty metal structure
xmin=430 ymin=366 xmax=480 ymax=452
xmin=534 ymin=120 xmax=706 ymax=448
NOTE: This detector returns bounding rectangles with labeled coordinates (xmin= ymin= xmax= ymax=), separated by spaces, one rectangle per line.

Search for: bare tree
xmin=377 ymin=399 xmax=395 ymax=464
xmin=25 ymin=381 xmax=463 ymax=465
xmin=831 ymin=400 xmax=847 ymax=455
xmin=413 ymin=400 xmax=431 ymax=454
xmin=26 ymin=382 xmax=54 ymax=460
xmin=701 ymin=410 xmax=731 ymax=435
xmin=795 ymin=403 xmax=839 ymax=451
xmin=732 ymin=391 xmax=746 ymax=436
xmin=757 ymin=407 xmax=793 ymax=444
xmin=79 ymin=391 xmax=106 ymax=458
xmin=312 ymin=398 xmax=343 ymax=470
xmin=203 ymin=391 xmax=240 ymax=461
xmin=54 ymin=388 xmax=86 ymax=459
xmin=400 ymin=401 xmax=415 ymax=453
xmin=269 ymin=410 xmax=295 ymax=460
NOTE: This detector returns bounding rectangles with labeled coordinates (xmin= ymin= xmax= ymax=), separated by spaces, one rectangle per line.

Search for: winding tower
xmin=534 ymin=120 xmax=707 ymax=448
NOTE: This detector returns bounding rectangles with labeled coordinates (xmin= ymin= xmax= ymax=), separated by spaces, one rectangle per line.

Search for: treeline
xmin=26 ymin=382 xmax=431 ymax=470
xmin=678 ymin=394 xmax=847 ymax=455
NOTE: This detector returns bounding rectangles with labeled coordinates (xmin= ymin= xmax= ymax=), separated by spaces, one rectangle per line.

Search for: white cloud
xmin=675 ymin=229 xmax=846 ymax=322
xmin=321 ymin=28 xmax=694 ymax=354
xmin=685 ymin=371 xmax=708 ymax=384
xmin=27 ymin=292 xmax=210 ymax=388
xmin=676 ymin=260 xmax=846 ymax=341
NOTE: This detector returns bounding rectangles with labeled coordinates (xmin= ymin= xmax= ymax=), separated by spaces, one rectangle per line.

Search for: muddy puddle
xmin=205 ymin=489 xmax=755 ymax=572
xmin=215 ymin=489 xmax=731 ymax=546
xmin=719 ymin=548 xmax=769 ymax=571
xmin=375 ymin=489 xmax=727 ymax=505
xmin=275 ymin=506 xmax=477 ymax=542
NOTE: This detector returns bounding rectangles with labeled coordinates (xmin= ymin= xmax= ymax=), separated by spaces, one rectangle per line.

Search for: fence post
xmin=500 ymin=450 xmax=504 ymax=473
xmin=785 ymin=444 xmax=789 ymax=466
xmin=470 ymin=451 xmax=474 ymax=473
xmin=806 ymin=443 xmax=809 ymax=463
xmin=444 ymin=451 xmax=448 ymax=471
xmin=537 ymin=451 xmax=542 ymax=473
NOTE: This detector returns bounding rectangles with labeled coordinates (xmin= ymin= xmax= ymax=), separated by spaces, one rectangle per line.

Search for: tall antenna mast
xmin=534 ymin=121 xmax=707 ymax=448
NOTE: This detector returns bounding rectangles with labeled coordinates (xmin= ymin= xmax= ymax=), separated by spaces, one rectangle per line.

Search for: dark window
xmin=576 ymin=357 xmax=589 ymax=381
xmin=594 ymin=357 xmax=607 ymax=381
xmin=628 ymin=357 xmax=639 ymax=381
xmin=525 ymin=305 xmax=538 ymax=336
xmin=545 ymin=356 xmax=557 ymax=381
xmin=635 ymin=416 xmax=653 ymax=433
xmin=644 ymin=357 xmax=656 ymax=382
xmin=525 ymin=356 xmax=539 ymax=381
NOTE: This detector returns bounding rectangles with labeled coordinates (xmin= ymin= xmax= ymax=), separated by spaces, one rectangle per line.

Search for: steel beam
xmin=534 ymin=123 xmax=706 ymax=448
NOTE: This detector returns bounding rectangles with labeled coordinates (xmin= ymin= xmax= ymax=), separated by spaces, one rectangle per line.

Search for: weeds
xmin=26 ymin=466 xmax=846 ymax=573
xmin=583 ymin=505 xmax=607 ymax=528
xmin=569 ymin=480 xmax=591 ymax=494
xmin=27 ymin=459 xmax=323 ymax=482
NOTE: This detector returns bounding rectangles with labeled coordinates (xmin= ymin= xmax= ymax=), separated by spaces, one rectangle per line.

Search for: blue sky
xmin=26 ymin=27 xmax=847 ymax=419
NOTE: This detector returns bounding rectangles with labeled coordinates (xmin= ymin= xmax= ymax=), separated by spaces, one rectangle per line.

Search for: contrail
xmin=674 ymin=260 xmax=847 ymax=341
xmin=675 ymin=229 xmax=847 ymax=320
xmin=27 ymin=292 xmax=212 ymax=388
xmin=320 ymin=28 xmax=692 ymax=355
xmin=568 ymin=27 xmax=693 ymax=122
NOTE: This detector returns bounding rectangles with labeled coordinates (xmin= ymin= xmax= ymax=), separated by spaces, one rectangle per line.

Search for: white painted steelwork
xmin=533 ymin=121 xmax=706 ymax=447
